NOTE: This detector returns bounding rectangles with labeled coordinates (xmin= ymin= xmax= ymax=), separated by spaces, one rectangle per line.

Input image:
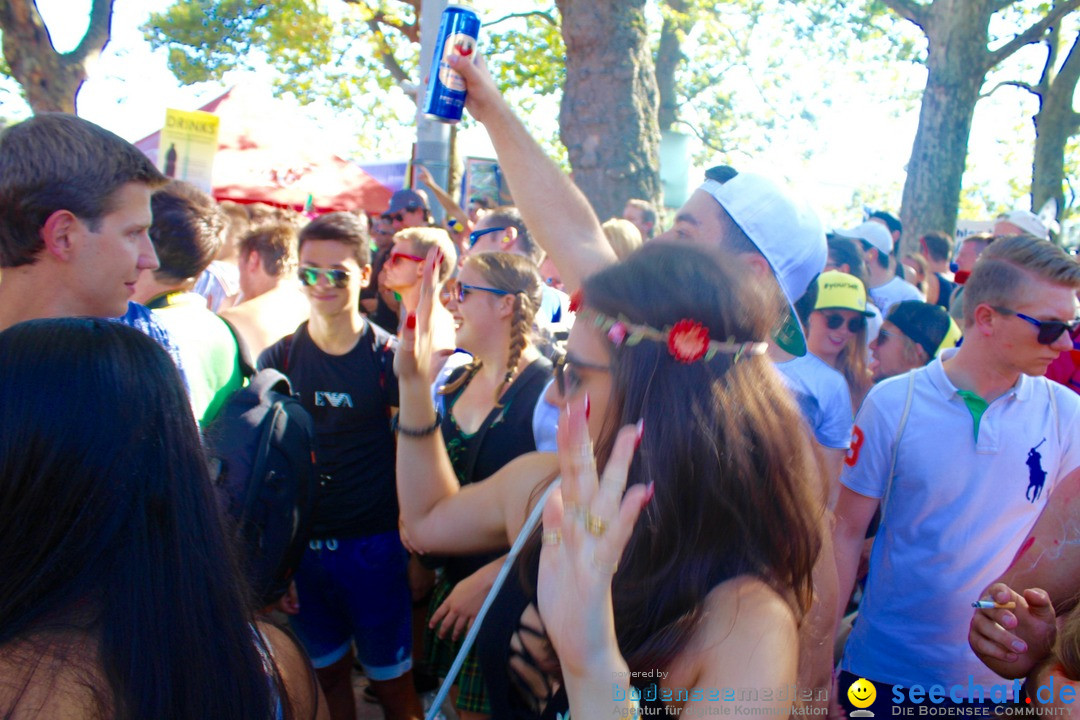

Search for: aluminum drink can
xmin=423 ymin=4 xmax=481 ymax=124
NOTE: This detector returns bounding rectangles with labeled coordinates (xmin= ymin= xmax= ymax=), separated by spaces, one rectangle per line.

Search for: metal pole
xmin=416 ymin=0 xmax=451 ymax=224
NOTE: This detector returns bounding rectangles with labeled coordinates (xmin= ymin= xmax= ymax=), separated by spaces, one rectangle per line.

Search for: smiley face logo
xmin=847 ymin=678 xmax=877 ymax=709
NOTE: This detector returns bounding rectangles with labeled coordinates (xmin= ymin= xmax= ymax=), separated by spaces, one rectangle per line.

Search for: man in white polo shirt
xmin=832 ymin=235 xmax=1080 ymax=712
xmin=837 ymin=220 xmax=924 ymax=316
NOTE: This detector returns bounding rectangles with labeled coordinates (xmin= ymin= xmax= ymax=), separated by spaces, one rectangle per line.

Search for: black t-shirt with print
xmin=258 ymin=320 xmax=399 ymax=539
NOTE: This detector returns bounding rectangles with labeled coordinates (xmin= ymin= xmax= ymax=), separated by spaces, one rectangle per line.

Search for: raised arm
xmin=394 ymin=248 xmax=556 ymax=553
xmin=416 ymin=165 xmax=470 ymax=232
xmin=449 ymin=53 xmax=616 ymax=293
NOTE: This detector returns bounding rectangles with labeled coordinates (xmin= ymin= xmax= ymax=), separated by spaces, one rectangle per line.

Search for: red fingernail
xmin=435 ymin=249 xmax=444 ymax=265
xmin=643 ymin=482 xmax=655 ymax=504
xmin=406 ymin=313 xmax=416 ymax=330
xmin=584 ymin=393 xmax=591 ymax=420
xmin=634 ymin=418 xmax=644 ymax=449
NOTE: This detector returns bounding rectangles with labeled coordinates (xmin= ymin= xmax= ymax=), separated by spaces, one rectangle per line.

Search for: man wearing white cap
xmin=994 ymin=209 xmax=1051 ymax=241
xmin=837 ymin=220 xmax=924 ymax=316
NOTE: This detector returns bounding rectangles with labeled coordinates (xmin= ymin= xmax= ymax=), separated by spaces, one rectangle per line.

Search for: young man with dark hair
xmin=0 ymin=114 xmax=187 ymax=380
xmin=133 ymin=181 xmax=243 ymax=425
xmin=837 ymin=220 xmax=924 ymax=316
xmin=919 ymin=230 xmax=956 ymax=308
xmin=386 ymin=188 xmax=431 ymax=232
xmin=833 ymin=235 xmax=1080 ymax=711
xmin=869 ymin=300 xmax=961 ymax=381
xmin=259 ymin=212 xmax=422 ymax=720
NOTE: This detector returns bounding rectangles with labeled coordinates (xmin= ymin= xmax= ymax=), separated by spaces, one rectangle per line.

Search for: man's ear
xmin=359 ymin=263 xmax=373 ymax=290
xmin=244 ymin=249 xmax=261 ymax=274
xmin=40 ymin=210 xmax=81 ymax=261
xmin=502 ymin=226 xmax=518 ymax=248
xmin=740 ymin=252 xmax=771 ymax=279
xmin=972 ymin=303 xmax=997 ymax=337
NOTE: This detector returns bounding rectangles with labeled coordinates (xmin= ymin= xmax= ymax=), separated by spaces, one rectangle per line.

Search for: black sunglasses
xmin=993 ymin=306 xmax=1080 ymax=345
xmin=468 ymin=226 xmax=507 ymax=248
xmin=299 ymin=265 xmax=351 ymax=288
xmin=554 ymin=353 xmax=613 ymax=397
xmin=822 ymin=313 xmax=867 ymax=333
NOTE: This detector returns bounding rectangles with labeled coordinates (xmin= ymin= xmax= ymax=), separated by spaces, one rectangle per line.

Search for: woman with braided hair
xmin=422 ymin=251 xmax=553 ymax=720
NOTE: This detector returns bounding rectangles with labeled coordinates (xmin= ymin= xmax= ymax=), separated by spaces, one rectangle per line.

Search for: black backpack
xmin=203 ymin=328 xmax=318 ymax=608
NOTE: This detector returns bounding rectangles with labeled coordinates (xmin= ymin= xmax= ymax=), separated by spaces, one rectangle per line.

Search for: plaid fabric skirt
xmin=424 ymin=574 xmax=491 ymax=714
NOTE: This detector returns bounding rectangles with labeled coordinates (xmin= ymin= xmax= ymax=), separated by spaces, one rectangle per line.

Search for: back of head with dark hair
xmin=299 ymin=211 xmax=371 ymax=266
xmin=0 ymin=318 xmax=284 ymax=718
xmin=869 ymin=210 xmax=902 ymax=239
xmin=482 ymin=206 xmax=543 ymax=265
xmin=528 ymin=242 xmax=821 ymax=674
xmin=149 ymin=181 xmax=227 ymax=282
xmin=920 ymin=231 xmax=953 ymax=263
xmin=0 ymin=114 xmax=167 ymax=268
xmin=239 ymin=222 xmax=298 ymax=278
xmin=827 ymin=236 xmax=869 ymax=287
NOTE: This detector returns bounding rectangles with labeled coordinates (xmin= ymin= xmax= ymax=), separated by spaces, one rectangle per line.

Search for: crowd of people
xmin=2 ymin=49 xmax=1080 ymax=720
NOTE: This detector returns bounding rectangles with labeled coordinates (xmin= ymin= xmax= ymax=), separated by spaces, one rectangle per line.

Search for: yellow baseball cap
xmin=813 ymin=270 xmax=873 ymax=315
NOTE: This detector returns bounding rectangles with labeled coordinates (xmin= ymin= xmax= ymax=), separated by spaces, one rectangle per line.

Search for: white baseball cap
xmin=835 ymin=220 xmax=894 ymax=255
xmin=995 ymin=210 xmax=1050 ymax=241
xmin=700 ymin=172 xmax=827 ymax=356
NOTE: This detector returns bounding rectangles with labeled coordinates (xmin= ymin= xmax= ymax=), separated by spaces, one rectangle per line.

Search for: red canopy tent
xmin=134 ymin=87 xmax=394 ymax=215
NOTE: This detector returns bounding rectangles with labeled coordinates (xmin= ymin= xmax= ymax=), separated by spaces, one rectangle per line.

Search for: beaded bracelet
xmin=390 ymin=412 xmax=442 ymax=437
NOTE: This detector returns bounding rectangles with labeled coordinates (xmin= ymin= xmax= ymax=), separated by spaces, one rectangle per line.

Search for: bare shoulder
xmin=668 ymin=576 xmax=798 ymax=691
xmin=258 ymin=622 xmax=330 ymax=720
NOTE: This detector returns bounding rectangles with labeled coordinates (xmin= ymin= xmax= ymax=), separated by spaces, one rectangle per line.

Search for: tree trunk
xmin=556 ymin=0 xmax=661 ymax=219
xmin=655 ymin=0 xmax=692 ymax=133
xmin=897 ymin=1 xmax=993 ymax=253
xmin=0 ymin=0 xmax=114 ymax=114
xmin=1032 ymin=31 xmax=1080 ymax=218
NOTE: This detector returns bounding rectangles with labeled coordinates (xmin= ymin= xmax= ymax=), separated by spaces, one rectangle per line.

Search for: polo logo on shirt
xmin=1026 ymin=438 xmax=1047 ymax=502
xmin=315 ymin=391 xmax=354 ymax=408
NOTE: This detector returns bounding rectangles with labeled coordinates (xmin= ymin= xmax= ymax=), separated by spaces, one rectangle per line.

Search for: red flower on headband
xmin=569 ymin=289 xmax=584 ymax=313
xmin=667 ymin=320 xmax=709 ymax=363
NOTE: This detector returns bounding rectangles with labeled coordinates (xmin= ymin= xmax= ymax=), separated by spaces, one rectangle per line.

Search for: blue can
xmin=423 ymin=4 xmax=481 ymax=124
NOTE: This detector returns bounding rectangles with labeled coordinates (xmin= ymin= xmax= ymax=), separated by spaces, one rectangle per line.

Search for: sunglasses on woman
xmin=822 ymin=313 xmax=867 ymax=333
xmin=993 ymin=306 xmax=1080 ymax=345
xmin=554 ymin=353 xmax=613 ymax=397
xmin=299 ymin=266 xmax=351 ymax=288
xmin=455 ymin=283 xmax=511 ymax=304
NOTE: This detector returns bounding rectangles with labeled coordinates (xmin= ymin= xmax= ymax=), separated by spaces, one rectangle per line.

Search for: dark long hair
xmin=526 ymin=244 xmax=822 ymax=675
xmin=0 ymin=319 xmax=282 ymax=718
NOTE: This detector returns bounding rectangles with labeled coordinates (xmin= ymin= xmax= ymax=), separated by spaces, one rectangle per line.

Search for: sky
xmin=0 ymin=0 xmax=1059 ymax=229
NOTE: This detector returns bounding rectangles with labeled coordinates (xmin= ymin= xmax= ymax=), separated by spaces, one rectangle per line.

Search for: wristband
xmin=391 ymin=412 xmax=442 ymax=437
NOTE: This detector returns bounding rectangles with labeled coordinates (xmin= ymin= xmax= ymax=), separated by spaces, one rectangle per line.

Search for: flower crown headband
xmin=575 ymin=301 xmax=768 ymax=364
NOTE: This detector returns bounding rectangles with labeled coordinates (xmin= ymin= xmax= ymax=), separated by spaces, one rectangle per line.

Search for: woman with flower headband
xmin=422 ymin=251 xmax=553 ymax=720
xmin=394 ymin=242 xmax=822 ymax=719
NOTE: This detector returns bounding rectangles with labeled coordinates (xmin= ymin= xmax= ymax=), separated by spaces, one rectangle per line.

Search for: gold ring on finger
xmin=585 ymin=511 xmax=608 ymax=537
xmin=542 ymin=529 xmax=562 ymax=546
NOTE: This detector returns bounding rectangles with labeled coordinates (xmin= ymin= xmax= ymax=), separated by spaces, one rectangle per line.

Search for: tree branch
xmin=365 ymin=18 xmax=411 ymax=86
xmin=979 ymin=79 xmax=1038 ymax=99
xmin=1053 ymin=29 xmax=1080 ymax=95
xmin=987 ymin=0 xmax=1080 ymax=70
xmin=674 ymin=118 xmax=748 ymax=160
xmin=879 ymin=0 xmax=929 ymax=30
xmin=68 ymin=0 xmax=114 ymax=64
xmin=485 ymin=10 xmax=558 ymax=28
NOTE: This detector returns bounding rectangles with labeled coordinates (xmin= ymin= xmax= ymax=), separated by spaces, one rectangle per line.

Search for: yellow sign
xmin=158 ymin=109 xmax=219 ymax=192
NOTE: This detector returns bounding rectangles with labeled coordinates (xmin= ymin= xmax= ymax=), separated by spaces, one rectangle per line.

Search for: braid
xmin=438 ymin=359 xmax=482 ymax=397
xmin=495 ymin=292 xmax=530 ymax=407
